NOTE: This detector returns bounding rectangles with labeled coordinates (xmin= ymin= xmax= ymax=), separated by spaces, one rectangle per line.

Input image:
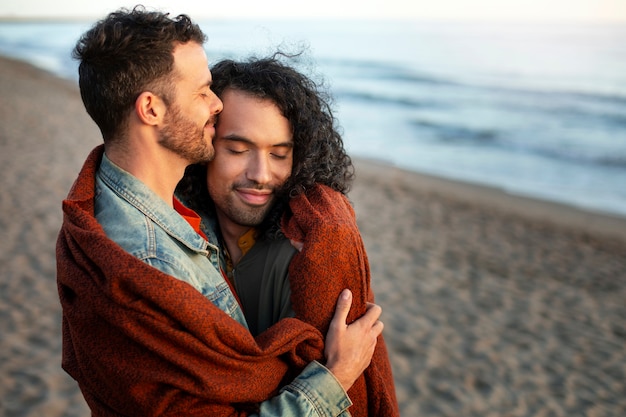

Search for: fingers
xmin=331 ymin=289 xmax=353 ymax=327
xmin=361 ymin=302 xmax=382 ymax=326
xmin=324 ymin=289 xmax=383 ymax=392
xmin=350 ymin=301 xmax=383 ymax=344
xmin=331 ymin=290 xmax=384 ymax=342
xmin=371 ymin=318 xmax=384 ymax=338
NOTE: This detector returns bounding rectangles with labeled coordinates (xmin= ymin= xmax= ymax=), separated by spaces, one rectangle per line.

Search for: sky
xmin=0 ymin=0 xmax=625 ymax=22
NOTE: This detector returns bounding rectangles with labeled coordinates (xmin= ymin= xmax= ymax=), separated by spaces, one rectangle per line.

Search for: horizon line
xmin=1 ymin=14 xmax=626 ymax=24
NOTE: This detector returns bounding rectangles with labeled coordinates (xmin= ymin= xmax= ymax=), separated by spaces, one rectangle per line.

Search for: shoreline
xmin=353 ymin=157 xmax=626 ymax=243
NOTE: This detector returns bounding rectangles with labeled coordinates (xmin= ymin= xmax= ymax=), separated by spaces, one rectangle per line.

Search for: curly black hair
xmin=73 ymin=5 xmax=206 ymax=142
xmin=177 ymin=53 xmax=354 ymax=239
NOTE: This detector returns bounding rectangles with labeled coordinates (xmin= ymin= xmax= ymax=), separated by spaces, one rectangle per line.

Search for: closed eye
xmin=270 ymin=153 xmax=289 ymax=160
xmin=270 ymin=143 xmax=293 ymax=160
xmin=227 ymin=148 xmax=247 ymax=155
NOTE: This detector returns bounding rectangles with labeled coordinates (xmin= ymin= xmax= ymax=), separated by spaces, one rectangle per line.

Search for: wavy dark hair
xmin=177 ymin=54 xmax=354 ymax=239
xmin=73 ymin=5 xmax=206 ymax=142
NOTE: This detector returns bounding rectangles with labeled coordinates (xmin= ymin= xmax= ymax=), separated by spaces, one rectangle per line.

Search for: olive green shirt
xmin=226 ymin=237 xmax=297 ymax=336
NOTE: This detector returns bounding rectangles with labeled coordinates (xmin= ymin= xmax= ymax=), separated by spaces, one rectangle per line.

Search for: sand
xmin=1 ymin=54 xmax=625 ymax=416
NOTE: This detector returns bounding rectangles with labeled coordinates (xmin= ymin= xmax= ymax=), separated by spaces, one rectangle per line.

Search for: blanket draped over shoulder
xmin=57 ymin=146 xmax=324 ymax=416
xmin=282 ymin=185 xmax=399 ymax=417
xmin=57 ymin=145 xmax=398 ymax=416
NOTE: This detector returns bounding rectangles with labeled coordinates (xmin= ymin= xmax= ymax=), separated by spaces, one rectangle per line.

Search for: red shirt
xmin=173 ymin=197 xmax=207 ymax=241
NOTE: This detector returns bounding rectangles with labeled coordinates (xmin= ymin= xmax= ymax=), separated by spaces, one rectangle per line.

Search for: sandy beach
xmin=1 ymin=54 xmax=625 ymax=416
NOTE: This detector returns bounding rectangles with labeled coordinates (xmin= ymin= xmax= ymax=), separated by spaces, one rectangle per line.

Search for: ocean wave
xmin=410 ymin=120 xmax=499 ymax=144
xmin=526 ymin=146 xmax=626 ymax=169
xmin=329 ymin=65 xmax=626 ymax=137
xmin=333 ymin=88 xmax=444 ymax=109
xmin=409 ymin=117 xmax=626 ymax=169
xmin=319 ymin=57 xmax=459 ymax=87
xmin=319 ymin=56 xmax=626 ymax=107
xmin=476 ymin=84 xmax=626 ymax=113
xmin=335 ymin=86 xmax=626 ymax=145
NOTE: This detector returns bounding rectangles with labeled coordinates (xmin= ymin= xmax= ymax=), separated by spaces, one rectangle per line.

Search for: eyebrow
xmin=221 ymin=134 xmax=294 ymax=149
xmin=198 ymin=75 xmax=212 ymax=90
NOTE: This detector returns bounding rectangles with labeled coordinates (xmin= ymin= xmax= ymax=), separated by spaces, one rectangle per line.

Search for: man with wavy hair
xmin=177 ymin=56 xmax=399 ymax=417
xmin=57 ymin=7 xmax=385 ymax=416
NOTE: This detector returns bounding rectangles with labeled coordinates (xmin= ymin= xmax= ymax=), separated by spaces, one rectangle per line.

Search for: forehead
xmin=217 ymin=89 xmax=292 ymax=142
xmin=171 ymin=42 xmax=211 ymax=85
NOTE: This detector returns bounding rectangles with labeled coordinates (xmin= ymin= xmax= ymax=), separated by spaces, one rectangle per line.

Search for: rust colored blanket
xmin=57 ymin=145 xmax=398 ymax=416
xmin=283 ymin=184 xmax=400 ymax=417
xmin=57 ymin=146 xmax=323 ymax=416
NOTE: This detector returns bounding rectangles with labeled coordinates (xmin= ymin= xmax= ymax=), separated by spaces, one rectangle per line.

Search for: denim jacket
xmin=94 ymin=154 xmax=351 ymax=417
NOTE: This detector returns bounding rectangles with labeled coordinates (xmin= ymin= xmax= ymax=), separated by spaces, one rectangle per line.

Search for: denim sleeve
xmin=253 ymin=361 xmax=352 ymax=417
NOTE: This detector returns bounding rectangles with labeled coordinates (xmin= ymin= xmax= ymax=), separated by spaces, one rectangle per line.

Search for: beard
xmin=211 ymin=181 xmax=280 ymax=229
xmin=224 ymin=187 xmax=275 ymax=227
xmin=159 ymin=103 xmax=214 ymax=164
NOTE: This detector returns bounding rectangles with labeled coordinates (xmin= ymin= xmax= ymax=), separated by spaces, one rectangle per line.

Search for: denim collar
xmin=98 ymin=153 xmax=217 ymax=254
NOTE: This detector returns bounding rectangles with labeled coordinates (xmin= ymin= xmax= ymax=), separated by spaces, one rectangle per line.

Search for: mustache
xmin=233 ymin=181 xmax=276 ymax=191
xmin=233 ymin=182 xmax=293 ymax=202
xmin=207 ymin=115 xmax=218 ymax=126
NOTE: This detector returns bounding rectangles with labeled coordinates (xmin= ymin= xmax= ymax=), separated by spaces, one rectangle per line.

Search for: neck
xmin=216 ymin=213 xmax=251 ymax=267
xmin=105 ymin=140 xmax=188 ymax=208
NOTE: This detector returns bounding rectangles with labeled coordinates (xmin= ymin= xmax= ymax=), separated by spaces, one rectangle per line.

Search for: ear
xmin=134 ymin=92 xmax=166 ymax=126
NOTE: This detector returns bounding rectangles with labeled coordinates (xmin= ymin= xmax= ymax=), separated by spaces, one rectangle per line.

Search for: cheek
xmin=276 ymin=163 xmax=292 ymax=184
xmin=207 ymin=158 xmax=240 ymax=187
xmin=206 ymin=162 xmax=225 ymax=191
xmin=205 ymin=173 xmax=219 ymax=197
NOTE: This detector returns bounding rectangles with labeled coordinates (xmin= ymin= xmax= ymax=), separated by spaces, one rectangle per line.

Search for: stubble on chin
xmin=159 ymin=111 xmax=215 ymax=164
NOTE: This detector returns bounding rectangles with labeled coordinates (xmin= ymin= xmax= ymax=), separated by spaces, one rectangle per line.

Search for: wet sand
xmin=1 ymin=55 xmax=625 ymax=416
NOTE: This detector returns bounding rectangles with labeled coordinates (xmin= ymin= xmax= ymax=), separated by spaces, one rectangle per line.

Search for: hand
xmin=324 ymin=289 xmax=384 ymax=392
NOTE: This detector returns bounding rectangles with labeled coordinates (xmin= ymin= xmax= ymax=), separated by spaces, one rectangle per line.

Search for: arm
xmin=281 ymin=184 xmax=399 ymax=416
xmin=254 ymin=289 xmax=383 ymax=417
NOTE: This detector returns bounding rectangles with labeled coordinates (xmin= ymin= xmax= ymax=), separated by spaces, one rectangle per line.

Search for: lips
xmin=204 ymin=122 xmax=215 ymax=135
xmin=236 ymin=189 xmax=272 ymax=206
xmin=205 ymin=116 xmax=218 ymax=132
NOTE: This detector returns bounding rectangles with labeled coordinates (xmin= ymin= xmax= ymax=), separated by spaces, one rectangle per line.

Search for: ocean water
xmin=1 ymin=19 xmax=625 ymax=217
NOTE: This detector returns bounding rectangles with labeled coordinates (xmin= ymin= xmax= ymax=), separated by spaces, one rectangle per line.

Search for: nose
xmin=247 ymin=154 xmax=272 ymax=185
xmin=209 ymin=90 xmax=223 ymax=115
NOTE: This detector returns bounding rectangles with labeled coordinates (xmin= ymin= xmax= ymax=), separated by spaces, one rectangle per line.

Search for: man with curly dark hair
xmin=176 ymin=56 xmax=399 ymax=416
xmin=57 ymin=7 xmax=385 ymax=417
xmin=179 ymin=55 xmax=353 ymax=236
xmin=177 ymin=55 xmax=355 ymax=332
